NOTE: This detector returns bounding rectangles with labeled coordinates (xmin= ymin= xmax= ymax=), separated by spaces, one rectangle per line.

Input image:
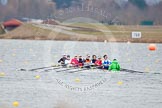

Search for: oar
xmin=29 ymin=64 xmax=67 ymax=71
xmin=120 ymin=68 xmax=160 ymax=74
xmin=19 ymin=64 xmax=66 ymax=71
xmin=120 ymin=68 xmax=144 ymax=73
xmin=42 ymin=65 xmax=80 ymax=73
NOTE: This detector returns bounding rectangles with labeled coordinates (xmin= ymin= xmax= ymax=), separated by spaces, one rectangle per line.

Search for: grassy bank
xmin=0 ymin=23 xmax=162 ymax=43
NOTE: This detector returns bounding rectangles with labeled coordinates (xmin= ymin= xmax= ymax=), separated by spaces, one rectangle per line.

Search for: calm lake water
xmin=0 ymin=39 xmax=162 ymax=108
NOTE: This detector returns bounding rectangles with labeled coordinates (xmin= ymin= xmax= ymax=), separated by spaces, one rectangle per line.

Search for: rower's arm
xmin=58 ymin=58 xmax=63 ymax=63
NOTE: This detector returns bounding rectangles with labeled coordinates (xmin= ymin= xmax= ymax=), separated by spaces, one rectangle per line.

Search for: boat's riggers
xmin=120 ymin=68 xmax=160 ymax=74
xmin=55 ymin=65 xmax=87 ymax=72
xmin=120 ymin=68 xmax=143 ymax=73
xmin=68 ymin=65 xmax=104 ymax=73
xmin=54 ymin=64 xmax=95 ymax=73
xmin=40 ymin=64 xmax=84 ymax=73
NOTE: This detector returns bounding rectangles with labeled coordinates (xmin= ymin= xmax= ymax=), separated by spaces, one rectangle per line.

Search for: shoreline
xmin=1 ymin=38 xmax=162 ymax=44
xmin=0 ymin=23 xmax=162 ymax=43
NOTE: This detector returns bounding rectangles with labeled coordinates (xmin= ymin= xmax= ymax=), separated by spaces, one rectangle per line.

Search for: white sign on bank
xmin=132 ymin=32 xmax=142 ymax=38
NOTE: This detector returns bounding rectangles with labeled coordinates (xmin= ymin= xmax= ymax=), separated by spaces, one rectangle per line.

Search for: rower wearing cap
xmin=58 ymin=54 xmax=67 ymax=65
xmin=70 ymin=55 xmax=79 ymax=66
xmin=109 ymin=59 xmax=120 ymax=71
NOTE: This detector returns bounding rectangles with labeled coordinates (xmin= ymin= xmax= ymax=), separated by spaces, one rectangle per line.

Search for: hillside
xmin=0 ymin=0 xmax=162 ymax=24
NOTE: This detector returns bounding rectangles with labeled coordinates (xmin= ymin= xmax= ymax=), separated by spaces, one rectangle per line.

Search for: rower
xmin=109 ymin=59 xmax=120 ymax=71
xmin=70 ymin=55 xmax=79 ymax=67
xmin=84 ymin=54 xmax=91 ymax=63
xmin=78 ymin=55 xmax=84 ymax=67
xmin=65 ymin=55 xmax=71 ymax=65
xmin=102 ymin=55 xmax=111 ymax=70
xmin=91 ymin=55 xmax=97 ymax=64
xmin=84 ymin=54 xmax=91 ymax=68
xmin=95 ymin=56 xmax=102 ymax=69
xmin=58 ymin=54 xmax=66 ymax=65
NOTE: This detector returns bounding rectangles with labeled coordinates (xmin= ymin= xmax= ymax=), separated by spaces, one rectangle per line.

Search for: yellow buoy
xmin=145 ymin=67 xmax=150 ymax=72
xmin=24 ymin=61 xmax=29 ymax=65
xmin=29 ymin=49 xmax=33 ymax=52
xmin=155 ymin=59 xmax=160 ymax=63
xmin=117 ymin=81 xmax=123 ymax=85
xmin=13 ymin=101 xmax=19 ymax=107
xmin=0 ymin=59 xmax=3 ymax=63
xmin=50 ymin=63 xmax=55 ymax=66
xmin=75 ymin=78 xmax=80 ymax=82
xmin=127 ymin=59 xmax=131 ymax=62
xmin=0 ymin=72 xmax=5 ymax=77
xmin=12 ymin=54 xmax=16 ymax=57
xmin=35 ymin=75 xmax=40 ymax=79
